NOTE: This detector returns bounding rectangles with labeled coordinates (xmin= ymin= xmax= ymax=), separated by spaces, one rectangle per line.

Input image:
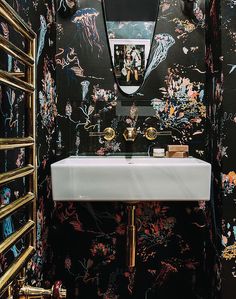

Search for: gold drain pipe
xmin=126 ymin=204 xmax=136 ymax=269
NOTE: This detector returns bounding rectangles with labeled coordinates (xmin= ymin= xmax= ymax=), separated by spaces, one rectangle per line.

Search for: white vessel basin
xmin=51 ymin=156 xmax=211 ymax=201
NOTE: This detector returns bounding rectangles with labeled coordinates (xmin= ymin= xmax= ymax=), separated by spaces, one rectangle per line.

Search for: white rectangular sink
xmin=51 ymin=156 xmax=211 ymax=201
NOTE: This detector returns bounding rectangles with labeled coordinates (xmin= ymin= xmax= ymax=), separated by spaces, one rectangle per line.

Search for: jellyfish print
xmin=144 ymin=33 xmax=175 ymax=81
xmin=72 ymin=8 xmax=102 ymax=55
xmin=81 ymin=80 xmax=90 ymax=102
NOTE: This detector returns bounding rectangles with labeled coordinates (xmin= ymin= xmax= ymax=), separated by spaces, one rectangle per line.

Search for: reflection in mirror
xmin=103 ymin=0 xmax=159 ymax=96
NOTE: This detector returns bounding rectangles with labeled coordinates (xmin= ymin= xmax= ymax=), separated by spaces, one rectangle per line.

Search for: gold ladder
xmin=0 ymin=0 xmax=37 ymax=295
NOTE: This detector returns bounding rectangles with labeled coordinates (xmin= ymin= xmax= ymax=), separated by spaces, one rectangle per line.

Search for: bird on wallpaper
xmin=36 ymin=15 xmax=47 ymax=63
xmin=0 ymin=187 xmax=20 ymax=258
xmin=144 ymin=33 xmax=175 ymax=82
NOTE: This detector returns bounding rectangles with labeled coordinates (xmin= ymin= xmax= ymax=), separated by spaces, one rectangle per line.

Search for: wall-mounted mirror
xmin=103 ymin=0 xmax=159 ymax=96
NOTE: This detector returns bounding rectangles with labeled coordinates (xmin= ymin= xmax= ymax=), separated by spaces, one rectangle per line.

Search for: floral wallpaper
xmin=0 ymin=0 xmax=233 ymax=298
xmin=221 ymin=1 xmax=236 ymax=298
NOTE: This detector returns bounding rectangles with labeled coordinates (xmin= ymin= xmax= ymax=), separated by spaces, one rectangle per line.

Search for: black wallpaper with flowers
xmin=1 ymin=0 xmax=235 ymax=298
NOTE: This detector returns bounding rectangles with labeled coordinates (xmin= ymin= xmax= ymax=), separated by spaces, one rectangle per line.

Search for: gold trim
xmin=0 ymin=137 xmax=34 ymax=150
xmin=0 ymin=35 xmax=34 ymax=67
xmin=0 ymin=70 xmax=34 ymax=93
xmin=0 ymin=246 xmax=35 ymax=292
xmin=0 ymin=192 xmax=34 ymax=221
xmin=0 ymin=220 xmax=35 ymax=255
xmin=0 ymin=0 xmax=35 ymax=40
xmin=0 ymin=165 xmax=34 ymax=185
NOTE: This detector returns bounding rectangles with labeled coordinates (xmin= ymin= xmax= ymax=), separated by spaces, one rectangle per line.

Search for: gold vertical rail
xmin=0 ymin=0 xmax=37 ymax=293
xmin=30 ymin=36 xmax=37 ymax=249
xmin=126 ymin=204 xmax=136 ymax=269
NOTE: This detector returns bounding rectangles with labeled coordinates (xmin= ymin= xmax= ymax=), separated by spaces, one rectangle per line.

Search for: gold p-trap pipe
xmin=126 ymin=204 xmax=136 ymax=269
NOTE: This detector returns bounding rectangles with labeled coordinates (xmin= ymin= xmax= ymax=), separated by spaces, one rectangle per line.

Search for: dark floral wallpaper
xmin=221 ymin=1 xmax=236 ymax=298
xmin=0 ymin=0 xmax=234 ymax=298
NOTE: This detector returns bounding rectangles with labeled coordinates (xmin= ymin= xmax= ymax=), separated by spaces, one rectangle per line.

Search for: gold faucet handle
xmin=89 ymin=127 xmax=116 ymax=141
xmin=103 ymin=127 xmax=116 ymax=141
xmin=145 ymin=127 xmax=172 ymax=141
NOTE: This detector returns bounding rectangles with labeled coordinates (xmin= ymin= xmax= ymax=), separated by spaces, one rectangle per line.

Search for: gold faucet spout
xmin=123 ymin=128 xmax=137 ymax=142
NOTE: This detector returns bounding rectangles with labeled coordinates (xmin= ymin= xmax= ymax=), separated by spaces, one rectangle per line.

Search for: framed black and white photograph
xmin=109 ymin=39 xmax=150 ymax=94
